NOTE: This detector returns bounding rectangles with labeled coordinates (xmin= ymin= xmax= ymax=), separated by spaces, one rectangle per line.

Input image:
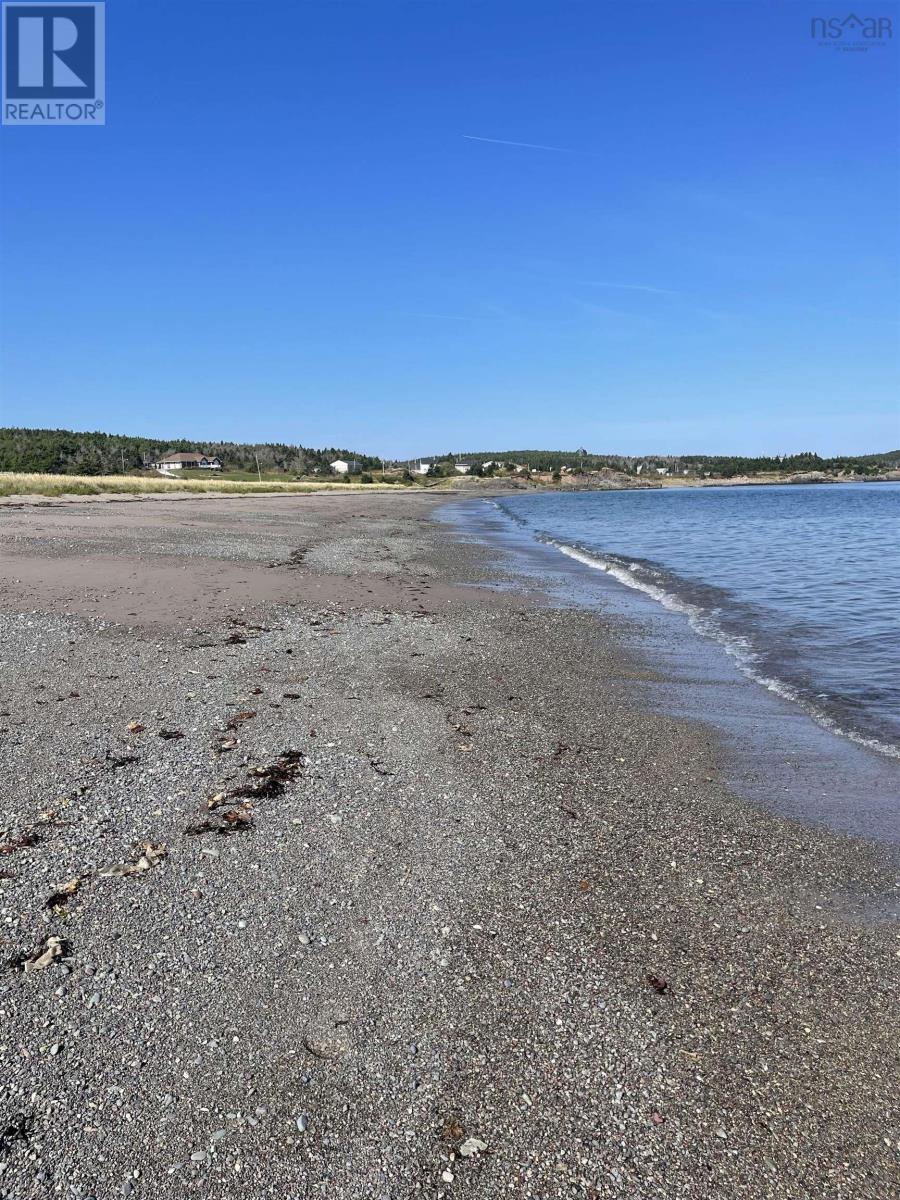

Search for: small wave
xmin=493 ymin=499 xmax=530 ymax=527
xmin=543 ymin=537 xmax=900 ymax=760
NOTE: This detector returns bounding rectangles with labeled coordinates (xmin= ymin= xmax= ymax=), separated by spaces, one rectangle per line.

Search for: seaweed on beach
xmin=98 ymin=843 xmax=166 ymax=878
xmin=230 ymin=749 xmax=306 ymax=799
xmin=224 ymin=710 xmax=256 ymax=731
xmin=188 ymin=751 xmax=306 ymax=835
xmin=45 ymin=877 xmax=82 ymax=912
xmin=224 ymin=618 xmax=270 ymax=640
xmin=0 ymin=832 xmax=40 ymax=856
xmin=228 ymin=776 xmax=285 ymax=801
xmin=104 ymin=750 xmax=139 ymax=769
xmin=185 ymin=805 xmax=254 ymax=836
xmin=7 ymin=935 xmax=71 ymax=974
xmin=270 ymin=548 xmax=306 ymax=569
xmin=0 ymin=1112 xmax=34 ymax=1157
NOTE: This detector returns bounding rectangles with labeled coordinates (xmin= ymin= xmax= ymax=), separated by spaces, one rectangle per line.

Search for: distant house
xmin=454 ymin=462 xmax=472 ymax=474
xmin=330 ymin=459 xmax=350 ymax=474
xmin=413 ymin=462 xmax=432 ymax=475
xmin=655 ymin=467 xmax=669 ymax=476
xmin=148 ymin=452 xmax=222 ymax=471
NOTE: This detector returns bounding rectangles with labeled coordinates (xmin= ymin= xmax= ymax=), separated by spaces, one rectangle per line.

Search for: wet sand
xmin=0 ymin=493 xmax=897 ymax=1199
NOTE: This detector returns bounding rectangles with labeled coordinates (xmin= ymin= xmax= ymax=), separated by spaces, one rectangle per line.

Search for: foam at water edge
xmin=545 ymin=537 xmax=900 ymax=760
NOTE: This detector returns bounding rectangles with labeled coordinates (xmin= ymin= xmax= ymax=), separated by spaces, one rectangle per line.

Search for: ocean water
xmin=493 ymin=483 xmax=900 ymax=758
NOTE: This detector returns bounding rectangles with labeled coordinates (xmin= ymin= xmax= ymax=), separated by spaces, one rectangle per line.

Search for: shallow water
xmin=439 ymin=491 xmax=900 ymax=847
xmin=492 ymin=483 xmax=900 ymax=757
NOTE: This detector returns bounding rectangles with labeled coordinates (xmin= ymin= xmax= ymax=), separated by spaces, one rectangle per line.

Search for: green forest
xmin=0 ymin=427 xmax=380 ymax=476
xmin=448 ymin=449 xmax=900 ymax=477
xmin=2 ymin=428 xmax=897 ymax=480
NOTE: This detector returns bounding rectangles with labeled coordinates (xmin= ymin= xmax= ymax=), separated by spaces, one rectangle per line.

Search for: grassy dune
xmin=0 ymin=472 xmax=379 ymax=498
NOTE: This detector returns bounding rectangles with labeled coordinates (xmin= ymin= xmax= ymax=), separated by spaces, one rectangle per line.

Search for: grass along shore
xmin=4 ymin=468 xmax=895 ymax=502
xmin=0 ymin=471 xmax=512 ymax=499
xmin=0 ymin=471 xmax=394 ymax=498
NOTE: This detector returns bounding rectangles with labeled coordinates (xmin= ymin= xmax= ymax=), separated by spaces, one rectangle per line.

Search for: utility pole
xmin=120 ymin=448 xmax=126 ymax=475
xmin=254 ymin=453 xmax=262 ymax=482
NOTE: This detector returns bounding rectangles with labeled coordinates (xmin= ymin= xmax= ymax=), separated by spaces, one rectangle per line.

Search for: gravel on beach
xmin=0 ymin=493 xmax=897 ymax=1199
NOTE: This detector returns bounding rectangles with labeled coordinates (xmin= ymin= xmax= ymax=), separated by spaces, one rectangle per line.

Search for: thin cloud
xmin=463 ymin=134 xmax=574 ymax=153
xmin=578 ymin=281 xmax=679 ymax=296
xmin=577 ymin=300 xmax=656 ymax=328
xmin=394 ymin=310 xmax=475 ymax=321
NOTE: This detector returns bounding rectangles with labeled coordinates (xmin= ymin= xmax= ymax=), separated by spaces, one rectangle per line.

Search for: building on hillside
xmin=148 ymin=452 xmax=222 ymax=471
xmin=413 ymin=462 xmax=432 ymax=475
xmin=454 ymin=462 xmax=472 ymax=474
xmin=330 ymin=459 xmax=349 ymax=474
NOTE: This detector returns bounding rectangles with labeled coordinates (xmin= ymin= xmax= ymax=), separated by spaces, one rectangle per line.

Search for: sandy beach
xmin=1 ymin=492 xmax=897 ymax=1199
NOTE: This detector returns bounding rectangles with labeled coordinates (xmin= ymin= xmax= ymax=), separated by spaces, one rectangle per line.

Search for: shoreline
xmin=1 ymin=492 xmax=897 ymax=1198
xmin=1 ymin=468 xmax=898 ymax=508
xmin=441 ymin=496 xmax=900 ymax=847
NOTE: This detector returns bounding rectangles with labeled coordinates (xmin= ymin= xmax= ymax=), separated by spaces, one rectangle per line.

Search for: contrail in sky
xmin=462 ymin=134 xmax=573 ymax=153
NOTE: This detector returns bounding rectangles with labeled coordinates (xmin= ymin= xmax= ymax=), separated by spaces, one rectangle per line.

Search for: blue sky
xmin=1 ymin=0 xmax=898 ymax=457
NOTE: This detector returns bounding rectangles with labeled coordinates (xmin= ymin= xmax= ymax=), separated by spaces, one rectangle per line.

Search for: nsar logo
xmin=810 ymin=12 xmax=894 ymax=49
xmin=3 ymin=2 xmax=105 ymax=125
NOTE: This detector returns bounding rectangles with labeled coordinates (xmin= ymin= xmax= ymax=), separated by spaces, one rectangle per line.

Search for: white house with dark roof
xmin=148 ymin=452 xmax=222 ymax=471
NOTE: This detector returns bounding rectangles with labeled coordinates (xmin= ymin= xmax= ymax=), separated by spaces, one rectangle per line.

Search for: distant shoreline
xmin=0 ymin=466 xmax=898 ymax=505
xmin=655 ymin=472 xmax=900 ymax=490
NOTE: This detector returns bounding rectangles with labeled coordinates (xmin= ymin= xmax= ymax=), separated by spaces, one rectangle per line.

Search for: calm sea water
xmin=495 ymin=483 xmax=900 ymax=757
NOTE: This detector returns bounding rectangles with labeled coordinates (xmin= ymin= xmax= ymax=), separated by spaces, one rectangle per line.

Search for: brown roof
xmin=159 ymin=452 xmax=216 ymax=462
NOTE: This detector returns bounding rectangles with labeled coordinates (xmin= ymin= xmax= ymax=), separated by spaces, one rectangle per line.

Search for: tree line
xmin=451 ymin=449 xmax=899 ymax=476
xmin=3 ymin=429 xmax=896 ymax=479
xmin=0 ymin=427 xmax=380 ymax=476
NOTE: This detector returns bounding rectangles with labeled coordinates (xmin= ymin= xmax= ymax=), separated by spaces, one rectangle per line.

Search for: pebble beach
xmin=0 ymin=492 xmax=897 ymax=1199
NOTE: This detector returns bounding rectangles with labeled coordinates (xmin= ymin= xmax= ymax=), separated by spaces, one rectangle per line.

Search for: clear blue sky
xmin=1 ymin=0 xmax=898 ymax=457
